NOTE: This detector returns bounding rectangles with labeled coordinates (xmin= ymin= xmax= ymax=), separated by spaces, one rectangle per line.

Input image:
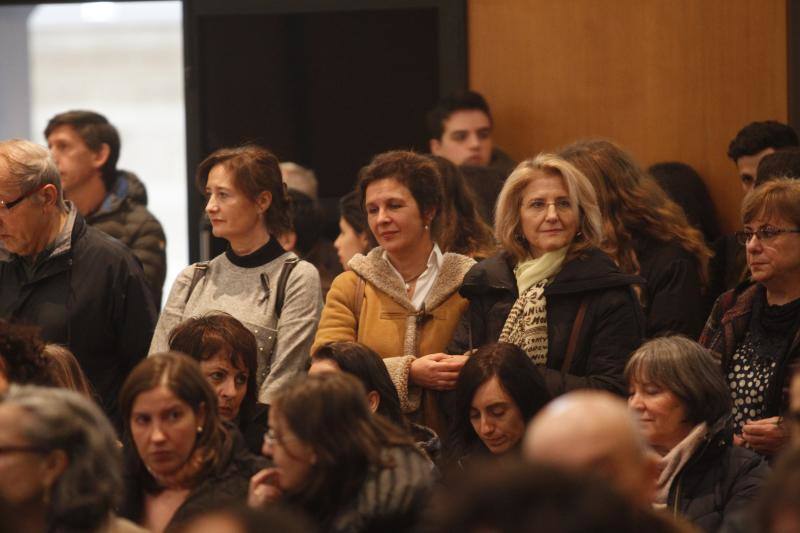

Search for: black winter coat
xmin=448 ymin=247 xmax=645 ymax=396
xmin=667 ymin=418 xmax=770 ymax=533
xmin=0 ymin=210 xmax=156 ymax=421
xmin=635 ymin=236 xmax=708 ymax=338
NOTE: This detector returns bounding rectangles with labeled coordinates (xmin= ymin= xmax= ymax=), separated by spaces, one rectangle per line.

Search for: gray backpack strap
xmin=184 ymin=261 xmax=209 ymax=303
xmin=274 ymin=257 xmax=300 ymax=319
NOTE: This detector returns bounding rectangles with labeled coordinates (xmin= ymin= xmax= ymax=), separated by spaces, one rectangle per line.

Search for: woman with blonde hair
xmin=449 ymin=153 xmax=644 ymax=396
xmin=559 ymin=139 xmax=712 ymax=337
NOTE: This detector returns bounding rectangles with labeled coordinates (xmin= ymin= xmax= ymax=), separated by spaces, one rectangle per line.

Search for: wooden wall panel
xmin=468 ymin=0 xmax=787 ymax=233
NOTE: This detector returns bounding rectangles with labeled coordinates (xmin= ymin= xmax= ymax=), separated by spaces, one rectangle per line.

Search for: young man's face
xmin=46 ymin=125 xmax=106 ymax=194
xmin=736 ymin=147 xmax=774 ymax=194
xmin=430 ymin=109 xmax=493 ymax=167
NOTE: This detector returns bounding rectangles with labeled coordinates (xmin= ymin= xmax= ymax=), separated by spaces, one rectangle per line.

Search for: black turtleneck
xmin=225 ymin=237 xmax=285 ymax=268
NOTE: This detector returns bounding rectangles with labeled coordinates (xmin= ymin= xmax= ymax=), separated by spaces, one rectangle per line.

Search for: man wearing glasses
xmin=0 ymin=139 xmax=156 ymax=425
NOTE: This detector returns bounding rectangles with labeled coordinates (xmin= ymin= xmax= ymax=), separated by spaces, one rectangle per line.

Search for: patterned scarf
xmin=499 ymin=248 xmax=567 ymax=364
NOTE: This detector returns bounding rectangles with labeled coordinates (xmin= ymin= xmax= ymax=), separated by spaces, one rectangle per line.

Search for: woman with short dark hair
xmin=248 ymin=372 xmax=433 ymax=532
xmin=168 ymin=313 xmax=268 ymax=454
xmin=627 ymin=336 xmax=770 ymax=531
xmin=119 ymin=352 xmax=267 ymax=532
xmin=334 ymin=190 xmax=374 ymax=271
xmin=701 ymin=178 xmax=800 ymax=456
xmin=313 ymin=150 xmax=475 ymax=434
xmin=150 ymin=145 xmax=322 ymax=405
xmin=447 ymin=342 xmax=550 ymax=466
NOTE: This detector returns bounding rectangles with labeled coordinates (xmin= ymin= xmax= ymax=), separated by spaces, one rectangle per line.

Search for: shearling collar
xmin=349 ymin=247 xmax=475 ymax=312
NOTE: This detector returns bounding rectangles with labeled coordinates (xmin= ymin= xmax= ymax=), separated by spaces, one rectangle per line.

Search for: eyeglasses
xmin=0 ymin=185 xmax=44 ymax=212
xmin=527 ymin=199 xmax=573 ymax=213
xmin=735 ymin=227 xmax=800 ymax=245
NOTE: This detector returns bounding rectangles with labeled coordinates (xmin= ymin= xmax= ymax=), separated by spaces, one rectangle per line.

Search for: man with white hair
xmin=524 ymin=390 xmax=659 ymax=508
xmin=0 ymin=139 xmax=156 ymax=422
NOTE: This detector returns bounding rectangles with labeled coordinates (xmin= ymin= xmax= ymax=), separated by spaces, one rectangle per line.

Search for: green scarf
xmin=514 ymin=247 xmax=568 ymax=294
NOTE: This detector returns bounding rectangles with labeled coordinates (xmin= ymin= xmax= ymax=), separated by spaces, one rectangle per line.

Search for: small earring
xmin=424 ymin=224 xmax=429 ymax=230
xmin=197 ymin=426 xmax=203 ymax=433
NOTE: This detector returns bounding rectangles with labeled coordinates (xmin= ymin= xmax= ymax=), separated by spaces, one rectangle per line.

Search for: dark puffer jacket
xmin=667 ymin=418 xmax=770 ymax=532
xmin=87 ymin=170 xmax=166 ymax=307
xmin=448 ymin=247 xmax=645 ymax=396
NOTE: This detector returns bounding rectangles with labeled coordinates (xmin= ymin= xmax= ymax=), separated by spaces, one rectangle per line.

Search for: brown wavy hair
xmin=119 ymin=352 xmax=233 ymax=494
xmin=430 ymin=156 xmax=497 ymax=259
xmin=559 ymin=139 xmax=711 ymax=284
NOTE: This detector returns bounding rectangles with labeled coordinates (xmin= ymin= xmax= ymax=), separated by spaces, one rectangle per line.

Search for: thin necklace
xmin=403 ymin=268 xmax=427 ymax=290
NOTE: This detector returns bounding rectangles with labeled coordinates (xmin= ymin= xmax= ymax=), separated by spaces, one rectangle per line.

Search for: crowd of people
xmin=1 ymin=92 xmax=800 ymax=532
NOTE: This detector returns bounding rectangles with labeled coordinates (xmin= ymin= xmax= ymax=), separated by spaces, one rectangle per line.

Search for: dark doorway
xmin=184 ymin=0 xmax=467 ymax=261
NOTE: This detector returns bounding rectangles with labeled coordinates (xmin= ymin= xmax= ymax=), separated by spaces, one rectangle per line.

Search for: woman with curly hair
xmin=559 ymin=139 xmax=712 ymax=338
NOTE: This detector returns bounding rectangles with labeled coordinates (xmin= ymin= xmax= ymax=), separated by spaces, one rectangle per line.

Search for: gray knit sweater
xmin=149 ymin=240 xmax=322 ymax=403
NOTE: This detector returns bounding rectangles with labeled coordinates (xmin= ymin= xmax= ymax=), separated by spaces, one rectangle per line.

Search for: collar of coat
xmin=349 ymin=247 xmax=475 ymax=312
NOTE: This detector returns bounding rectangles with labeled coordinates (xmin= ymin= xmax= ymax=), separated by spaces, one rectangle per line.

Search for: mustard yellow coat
xmin=312 ymin=248 xmax=474 ymax=432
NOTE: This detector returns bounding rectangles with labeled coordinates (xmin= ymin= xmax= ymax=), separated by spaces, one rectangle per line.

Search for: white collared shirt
xmin=382 ymin=244 xmax=443 ymax=310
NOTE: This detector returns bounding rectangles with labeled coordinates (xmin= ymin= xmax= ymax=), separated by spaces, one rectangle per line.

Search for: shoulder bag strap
xmin=274 ymin=257 xmax=300 ymax=319
xmin=561 ymin=298 xmax=588 ymax=373
xmin=184 ymin=261 xmax=209 ymax=303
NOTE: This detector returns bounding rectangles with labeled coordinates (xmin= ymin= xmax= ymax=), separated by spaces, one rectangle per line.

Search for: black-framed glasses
xmin=0 ymin=185 xmax=44 ymax=212
xmin=0 ymin=444 xmax=48 ymax=455
xmin=735 ymin=227 xmax=800 ymax=245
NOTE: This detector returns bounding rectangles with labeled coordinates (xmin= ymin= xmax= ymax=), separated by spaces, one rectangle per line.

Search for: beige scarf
xmin=498 ymin=248 xmax=567 ymax=364
xmin=653 ymin=422 xmax=708 ymax=509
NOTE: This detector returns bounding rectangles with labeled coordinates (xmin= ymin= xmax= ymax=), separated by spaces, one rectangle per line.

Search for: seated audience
xmin=627 ymin=336 xmax=769 ymax=531
xmin=710 ymin=121 xmax=799 ymax=301
xmin=430 ymin=156 xmax=497 ymax=259
xmin=700 ymin=178 xmax=800 ymax=456
xmin=448 ymin=153 xmax=644 ymax=397
xmin=313 ymin=150 xmax=475 ymax=434
xmin=150 ymin=145 xmax=322 ymax=404
xmin=248 ymin=372 xmax=434 ymax=533
xmin=754 ymin=146 xmax=800 ymax=187
xmin=446 ymin=342 xmax=550 ymax=467
xmin=311 ymin=341 xmax=440 ymax=462
xmin=119 ymin=353 xmax=267 ymax=532
xmin=168 ymin=313 xmax=268 ymax=454
xmin=334 ymin=191 xmax=374 ymax=271
xmin=524 ymin=390 xmax=659 ymax=509
xmin=429 ymin=460 xmax=678 ymax=533
xmin=560 ymin=139 xmax=711 ymax=337
xmin=647 ymin=161 xmax=721 ymax=244
xmin=0 ymin=385 xmax=143 ymax=533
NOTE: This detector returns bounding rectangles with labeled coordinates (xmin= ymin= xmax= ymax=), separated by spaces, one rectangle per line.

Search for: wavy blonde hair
xmin=495 ymin=153 xmax=603 ymax=263
xmin=559 ymin=139 xmax=711 ymax=283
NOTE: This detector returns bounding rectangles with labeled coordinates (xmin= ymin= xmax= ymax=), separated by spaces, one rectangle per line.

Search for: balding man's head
xmin=523 ymin=390 xmax=658 ymax=508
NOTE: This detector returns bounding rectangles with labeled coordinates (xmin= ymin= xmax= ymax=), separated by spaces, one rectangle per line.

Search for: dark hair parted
xmin=44 ymin=110 xmax=120 ymax=188
xmin=742 ymin=177 xmax=800 ymax=228
xmin=168 ymin=313 xmax=259 ymax=424
xmin=559 ymin=139 xmax=711 ymax=284
xmin=119 ymin=353 xmax=233 ymax=493
xmin=3 ymin=386 xmax=123 ymax=532
xmin=755 ymin=147 xmax=800 ymax=187
xmin=625 ymin=336 xmax=731 ymax=426
xmin=271 ymin=373 xmax=418 ymax=522
xmin=447 ymin=343 xmax=551 ymax=463
xmin=196 ymin=144 xmax=292 ymax=235
xmin=727 ymin=120 xmax=799 ymax=162
xmin=426 ymin=90 xmax=492 ymax=140
xmin=429 ymin=156 xmax=497 ymax=259
xmin=312 ymin=342 xmax=406 ymax=430
xmin=0 ymin=319 xmax=51 ymax=387
xmin=357 ymin=150 xmax=444 ymax=237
